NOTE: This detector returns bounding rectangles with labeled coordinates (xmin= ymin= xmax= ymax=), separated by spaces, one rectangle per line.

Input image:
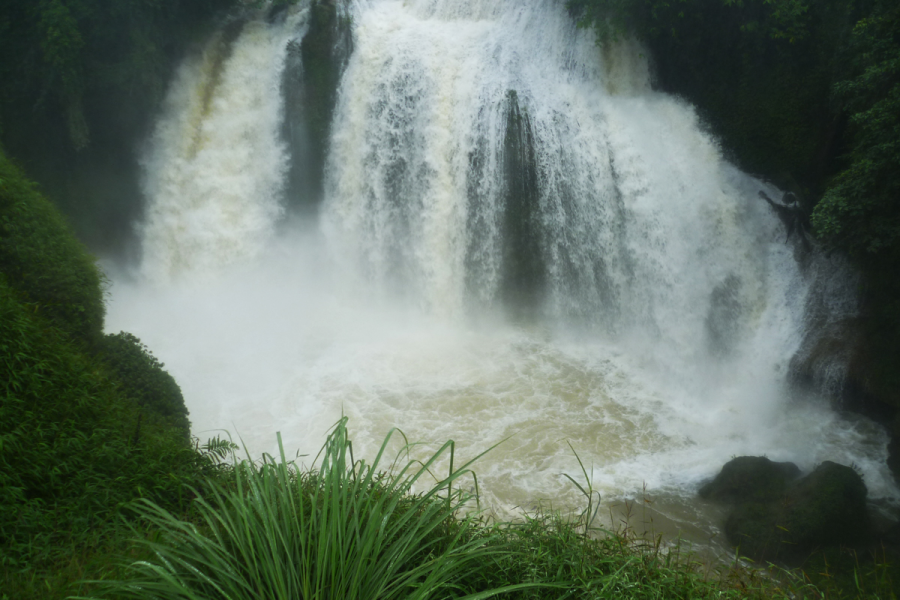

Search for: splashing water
xmin=106 ymin=0 xmax=896 ymax=549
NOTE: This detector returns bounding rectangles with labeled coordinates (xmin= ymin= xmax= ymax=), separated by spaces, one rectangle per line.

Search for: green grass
xmin=4 ymin=416 xmax=897 ymax=600
xmin=74 ymin=418 xmax=538 ymax=600
xmin=68 ymin=420 xmax=828 ymax=600
xmin=0 ymin=147 xmax=221 ymax=598
xmin=0 ymin=276 xmax=199 ymax=564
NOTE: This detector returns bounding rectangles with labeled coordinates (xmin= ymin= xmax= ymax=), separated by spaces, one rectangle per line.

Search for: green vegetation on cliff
xmin=101 ymin=331 xmax=191 ymax=438
xmin=0 ymin=0 xmax=238 ymax=252
xmin=0 ymin=148 xmax=105 ymax=345
xmin=0 ymin=148 xmax=207 ymax=597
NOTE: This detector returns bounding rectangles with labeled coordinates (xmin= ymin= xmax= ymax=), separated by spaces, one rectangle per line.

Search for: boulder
xmin=699 ymin=456 xmax=801 ymax=504
xmin=722 ymin=461 xmax=870 ymax=562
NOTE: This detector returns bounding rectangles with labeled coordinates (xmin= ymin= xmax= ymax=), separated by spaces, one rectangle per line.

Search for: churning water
xmin=106 ymin=0 xmax=897 ymax=549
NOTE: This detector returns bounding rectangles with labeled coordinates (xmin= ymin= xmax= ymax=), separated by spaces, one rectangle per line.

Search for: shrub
xmin=0 ymin=276 xmax=205 ymax=569
xmin=0 ymin=149 xmax=105 ymax=346
xmin=102 ymin=331 xmax=190 ymax=438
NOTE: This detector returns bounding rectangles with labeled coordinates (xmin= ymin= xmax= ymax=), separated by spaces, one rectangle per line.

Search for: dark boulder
xmin=699 ymin=456 xmax=801 ymax=504
xmin=722 ymin=461 xmax=870 ymax=562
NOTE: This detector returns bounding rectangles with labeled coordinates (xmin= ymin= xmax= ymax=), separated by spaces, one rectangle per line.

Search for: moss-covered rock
xmin=699 ymin=456 xmax=800 ymax=504
xmin=789 ymin=462 xmax=869 ymax=543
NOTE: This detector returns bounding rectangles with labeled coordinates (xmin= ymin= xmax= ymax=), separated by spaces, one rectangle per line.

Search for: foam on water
xmin=107 ymin=0 xmax=897 ymax=548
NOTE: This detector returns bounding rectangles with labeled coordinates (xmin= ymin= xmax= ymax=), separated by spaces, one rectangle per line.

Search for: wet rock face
xmin=283 ymin=0 xmax=353 ymax=210
xmin=703 ymin=458 xmax=871 ymax=563
xmin=888 ymin=427 xmax=900 ymax=478
xmin=699 ymin=456 xmax=801 ymax=504
xmin=789 ymin=317 xmax=900 ymax=484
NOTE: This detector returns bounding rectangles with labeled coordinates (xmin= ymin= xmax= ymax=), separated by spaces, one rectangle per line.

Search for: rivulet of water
xmin=106 ymin=0 xmax=897 ymax=551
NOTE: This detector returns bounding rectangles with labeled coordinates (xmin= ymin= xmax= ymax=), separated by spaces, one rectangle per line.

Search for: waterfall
xmin=138 ymin=10 xmax=305 ymax=282
xmin=106 ymin=0 xmax=897 ymax=545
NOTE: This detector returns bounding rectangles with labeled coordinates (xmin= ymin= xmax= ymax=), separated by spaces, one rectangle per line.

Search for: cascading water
xmin=138 ymin=11 xmax=303 ymax=282
xmin=106 ymin=0 xmax=897 ymax=550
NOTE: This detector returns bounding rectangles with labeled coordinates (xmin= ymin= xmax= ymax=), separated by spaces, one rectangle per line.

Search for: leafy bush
xmin=0 ymin=276 xmax=204 ymax=568
xmin=812 ymin=0 xmax=900 ymax=259
xmin=102 ymin=331 xmax=191 ymax=438
xmin=0 ymin=156 xmax=205 ymax=575
xmin=0 ymin=148 xmax=104 ymax=345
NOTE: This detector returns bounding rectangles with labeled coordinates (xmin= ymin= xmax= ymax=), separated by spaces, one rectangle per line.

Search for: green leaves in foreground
xmin=72 ymin=419 xmax=822 ymax=600
xmin=77 ymin=418 xmax=534 ymax=600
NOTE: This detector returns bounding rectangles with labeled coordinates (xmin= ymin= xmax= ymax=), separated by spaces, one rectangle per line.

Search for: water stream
xmin=105 ymin=0 xmax=897 ymax=554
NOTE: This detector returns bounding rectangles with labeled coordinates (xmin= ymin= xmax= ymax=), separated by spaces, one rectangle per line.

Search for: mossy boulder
xmin=699 ymin=456 xmax=801 ymax=504
xmin=784 ymin=461 xmax=870 ymax=547
xmin=719 ymin=461 xmax=870 ymax=562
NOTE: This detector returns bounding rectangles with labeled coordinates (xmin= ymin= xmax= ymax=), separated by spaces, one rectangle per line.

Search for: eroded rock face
xmin=703 ymin=458 xmax=871 ymax=562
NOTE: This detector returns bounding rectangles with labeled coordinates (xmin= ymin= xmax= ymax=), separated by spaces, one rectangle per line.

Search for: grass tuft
xmin=70 ymin=420 xmax=835 ymax=600
xmin=74 ymin=418 xmax=537 ymax=600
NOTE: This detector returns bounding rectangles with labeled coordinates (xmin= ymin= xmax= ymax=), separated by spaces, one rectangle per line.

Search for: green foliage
xmin=78 ymin=418 xmax=534 ymax=600
xmin=77 ymin=422 xmax=819 ymax=600
xmin=0 ymin=276 xmax=202 ymax=569
xmin=0 ymin=148 xmax=104 ymax=346
xmin=0 ymin=0 xmax=238 ymax=252
xmin=0 ymin=0 xmax=238 ymax=150
xmin=102 ymin=331 xmax=191 ymax=438
xmin=811 ymin=1 xmax=900 ymax=409
xmin=37 ymin=0 xmax=89 ymax=149
xmin=198 ymin=435 xmax=239 ymax=465
xmin=0 ymin=149 xmax=211 ymax=588
xmin=802 ymin=545 xmax=900 ymax=600
xmin=812 ymin=1 xmax=900 ymax=259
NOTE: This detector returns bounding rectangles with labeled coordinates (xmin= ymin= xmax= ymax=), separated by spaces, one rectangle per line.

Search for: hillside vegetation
xmin=0 ymin=0 xmax=238 ymax=252
xmin=0 ymin=147 xmax=208 ymax=597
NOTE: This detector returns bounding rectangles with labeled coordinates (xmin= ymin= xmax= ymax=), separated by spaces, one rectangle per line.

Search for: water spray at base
xmin=106 ymin=0 xmax=898 ymax=551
